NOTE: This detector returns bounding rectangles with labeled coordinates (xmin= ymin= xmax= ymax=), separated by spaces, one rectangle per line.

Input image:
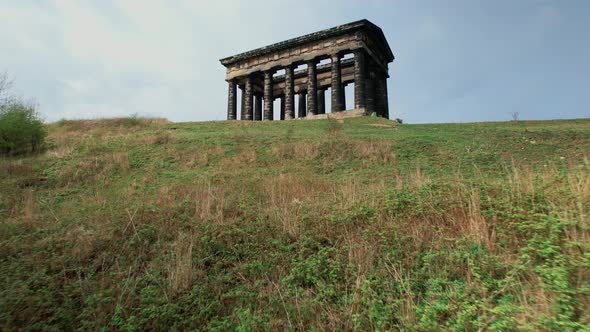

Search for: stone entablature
xmin=222 ymin=32 xmax=361 ymax=81
xmin=220 ymin=19 xmax=394 ymax=121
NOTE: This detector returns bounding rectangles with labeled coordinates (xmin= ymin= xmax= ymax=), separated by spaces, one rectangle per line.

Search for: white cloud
xmin=0 ymin=0 xmax=588 ymax=123
xmin=0 ymin=0 xmax=350 ymax=122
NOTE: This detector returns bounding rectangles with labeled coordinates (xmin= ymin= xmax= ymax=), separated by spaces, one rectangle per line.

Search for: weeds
xmin=0 ymin=117 xmax=589 ymax=330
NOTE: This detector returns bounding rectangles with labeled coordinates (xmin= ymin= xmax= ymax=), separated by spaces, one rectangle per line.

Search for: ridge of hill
xmin=1 ymin=117 xmax=589 ymax=330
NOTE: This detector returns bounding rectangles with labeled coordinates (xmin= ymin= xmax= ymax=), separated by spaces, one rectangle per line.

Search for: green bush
xmin=0 ymin=103 xmax=46 ymax=156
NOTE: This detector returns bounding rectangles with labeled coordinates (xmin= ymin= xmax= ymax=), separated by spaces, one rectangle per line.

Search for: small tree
xmin=0 ymin=73 xmax=46 ymax=156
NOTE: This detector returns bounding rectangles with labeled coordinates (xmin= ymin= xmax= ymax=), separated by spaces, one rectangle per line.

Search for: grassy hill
xmin=1 ymin=116 xmax=589 ymax=330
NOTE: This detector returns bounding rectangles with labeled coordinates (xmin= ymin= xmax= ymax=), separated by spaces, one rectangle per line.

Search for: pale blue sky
xmin=1 ymin=0 xmax=588 ymax=123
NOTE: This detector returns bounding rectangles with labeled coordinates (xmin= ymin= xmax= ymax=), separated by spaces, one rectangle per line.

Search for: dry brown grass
xmin=271 ymin=138 xmax=395 ymax=165
xmin=356 ymin=139 xmax=395 ymax=163
xmin=58 ymin=152 xmax=130 ymax=186
xmin=0 ymin=159 xmax=34 ymax=176
xmin=168 ymin=232 xmax=195 ymax=292
xmin=64 ymin=225 xmax=101 ymax=261
xmin=139 ymin=130 xmax=174 ymax=145
xmin=22 ymin=189 xmax=36 ymax=225
xmin=413 ymin=164 xmax=431 ymax=187
xmin=54 ymin=117 xmax=168 ymax=131
xmin=272 ymin=142 xmax=323 ymax=161
xmin=384 ymin=257 xmax=417 ymax=325
xmin=262 ymin=173 xmax=331 ymax=237
xmin=264 ymin=173 xmax=330 ymax=207
xmin=220 ymin=146 xmax=258 ymax=167
xmin=465 ymin=188 xmax=496 ymax=252
xmin=176 ymin=145 xmax=224 ymax=169
xmin=150 ymin=180 xmax=230 ymax=227
xmin=45 ymin=144 xmax=75 ymax=159
xmin=346 ymin=233 xmax=376 ymax=279
xmin=193 ymin=181 xmax=227 ymax=223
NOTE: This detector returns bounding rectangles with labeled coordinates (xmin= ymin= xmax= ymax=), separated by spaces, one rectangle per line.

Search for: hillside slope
xmin=1 ymin=117 xmax=589 ymax=330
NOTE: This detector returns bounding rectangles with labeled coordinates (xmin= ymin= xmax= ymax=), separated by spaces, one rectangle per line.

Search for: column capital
xmin=306 ymin=58 xmax=319 ymax=66
xmin=353 ymin=48 xmax=365 ymax=56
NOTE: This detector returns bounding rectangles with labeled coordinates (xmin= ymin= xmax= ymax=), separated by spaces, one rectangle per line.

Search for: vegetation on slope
xmin=1 ymin=116 xmax=589 ymax=330
xmin=0 ymin=73 xmax=46 ymax=156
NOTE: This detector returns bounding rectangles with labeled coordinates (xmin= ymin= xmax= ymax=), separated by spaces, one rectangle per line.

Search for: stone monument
xmin=220 ymin=19 xmax=394 ymax=120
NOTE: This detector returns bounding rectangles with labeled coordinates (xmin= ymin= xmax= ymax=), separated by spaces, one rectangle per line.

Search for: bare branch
xmin=0 ymin=71 xmax=12 ymax=94
xmin=0 ymin=72 xmax=17 ymax=108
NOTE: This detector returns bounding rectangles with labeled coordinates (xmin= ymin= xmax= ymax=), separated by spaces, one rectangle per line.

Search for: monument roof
xmin=220 ymin=19 xmax=394 ymax=65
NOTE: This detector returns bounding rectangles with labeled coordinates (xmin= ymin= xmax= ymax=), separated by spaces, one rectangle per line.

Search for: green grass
xmin=1 ymin=116 xmax=589 ymax=330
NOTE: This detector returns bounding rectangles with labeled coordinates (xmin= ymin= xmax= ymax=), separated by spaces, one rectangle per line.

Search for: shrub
xmin=0 ymin=103 xmax=46 ymax=156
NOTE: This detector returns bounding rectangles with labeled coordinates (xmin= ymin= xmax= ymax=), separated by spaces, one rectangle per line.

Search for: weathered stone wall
xmin=225 ymin=33 xmax=363 ymax=81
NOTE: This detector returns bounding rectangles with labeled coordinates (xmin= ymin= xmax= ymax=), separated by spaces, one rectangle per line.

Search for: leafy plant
xmin=0 ymin=102 xmax=46 ymax=155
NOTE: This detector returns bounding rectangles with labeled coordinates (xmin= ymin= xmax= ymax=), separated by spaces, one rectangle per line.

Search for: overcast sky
xmin=1 ymin=0 xmax=589 ymax=123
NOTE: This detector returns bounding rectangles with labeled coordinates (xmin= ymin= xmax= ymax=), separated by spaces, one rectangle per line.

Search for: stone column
xmin=263 ymin=71 xmax=274 ymax=120
xmin=240 ymin=85 xmax=245 ymax=120
xmin=244 ymin=76 xmax=253 ymax=120
xmin=366 ymin=71 xmax=377 ymax=115
xmin=306 ymin=60 xmax=317 ymax=115
xmin=353 ymin=49 xmax=366 ymax=110
xmin=330 ymin=54 xmax=344 ymax=112
xmin=298 ymin=92 xmax=307 ymax=118
xmin=382 ymin=77 xmax=389 ymax=119
xmin=227 ymin=80 xmax=237 ymax=120
xmin=284 ymin=66 xmax=295 ymax=119
xmin=254 ymin=95 xmax=263 ymax=121
xmin=317 ymin=89 xmax=325 ymax=114
xmin=280 ymin=96 xmax=285 ymax=120
xmin=376 ymin=75 xmax=389 ymax=118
